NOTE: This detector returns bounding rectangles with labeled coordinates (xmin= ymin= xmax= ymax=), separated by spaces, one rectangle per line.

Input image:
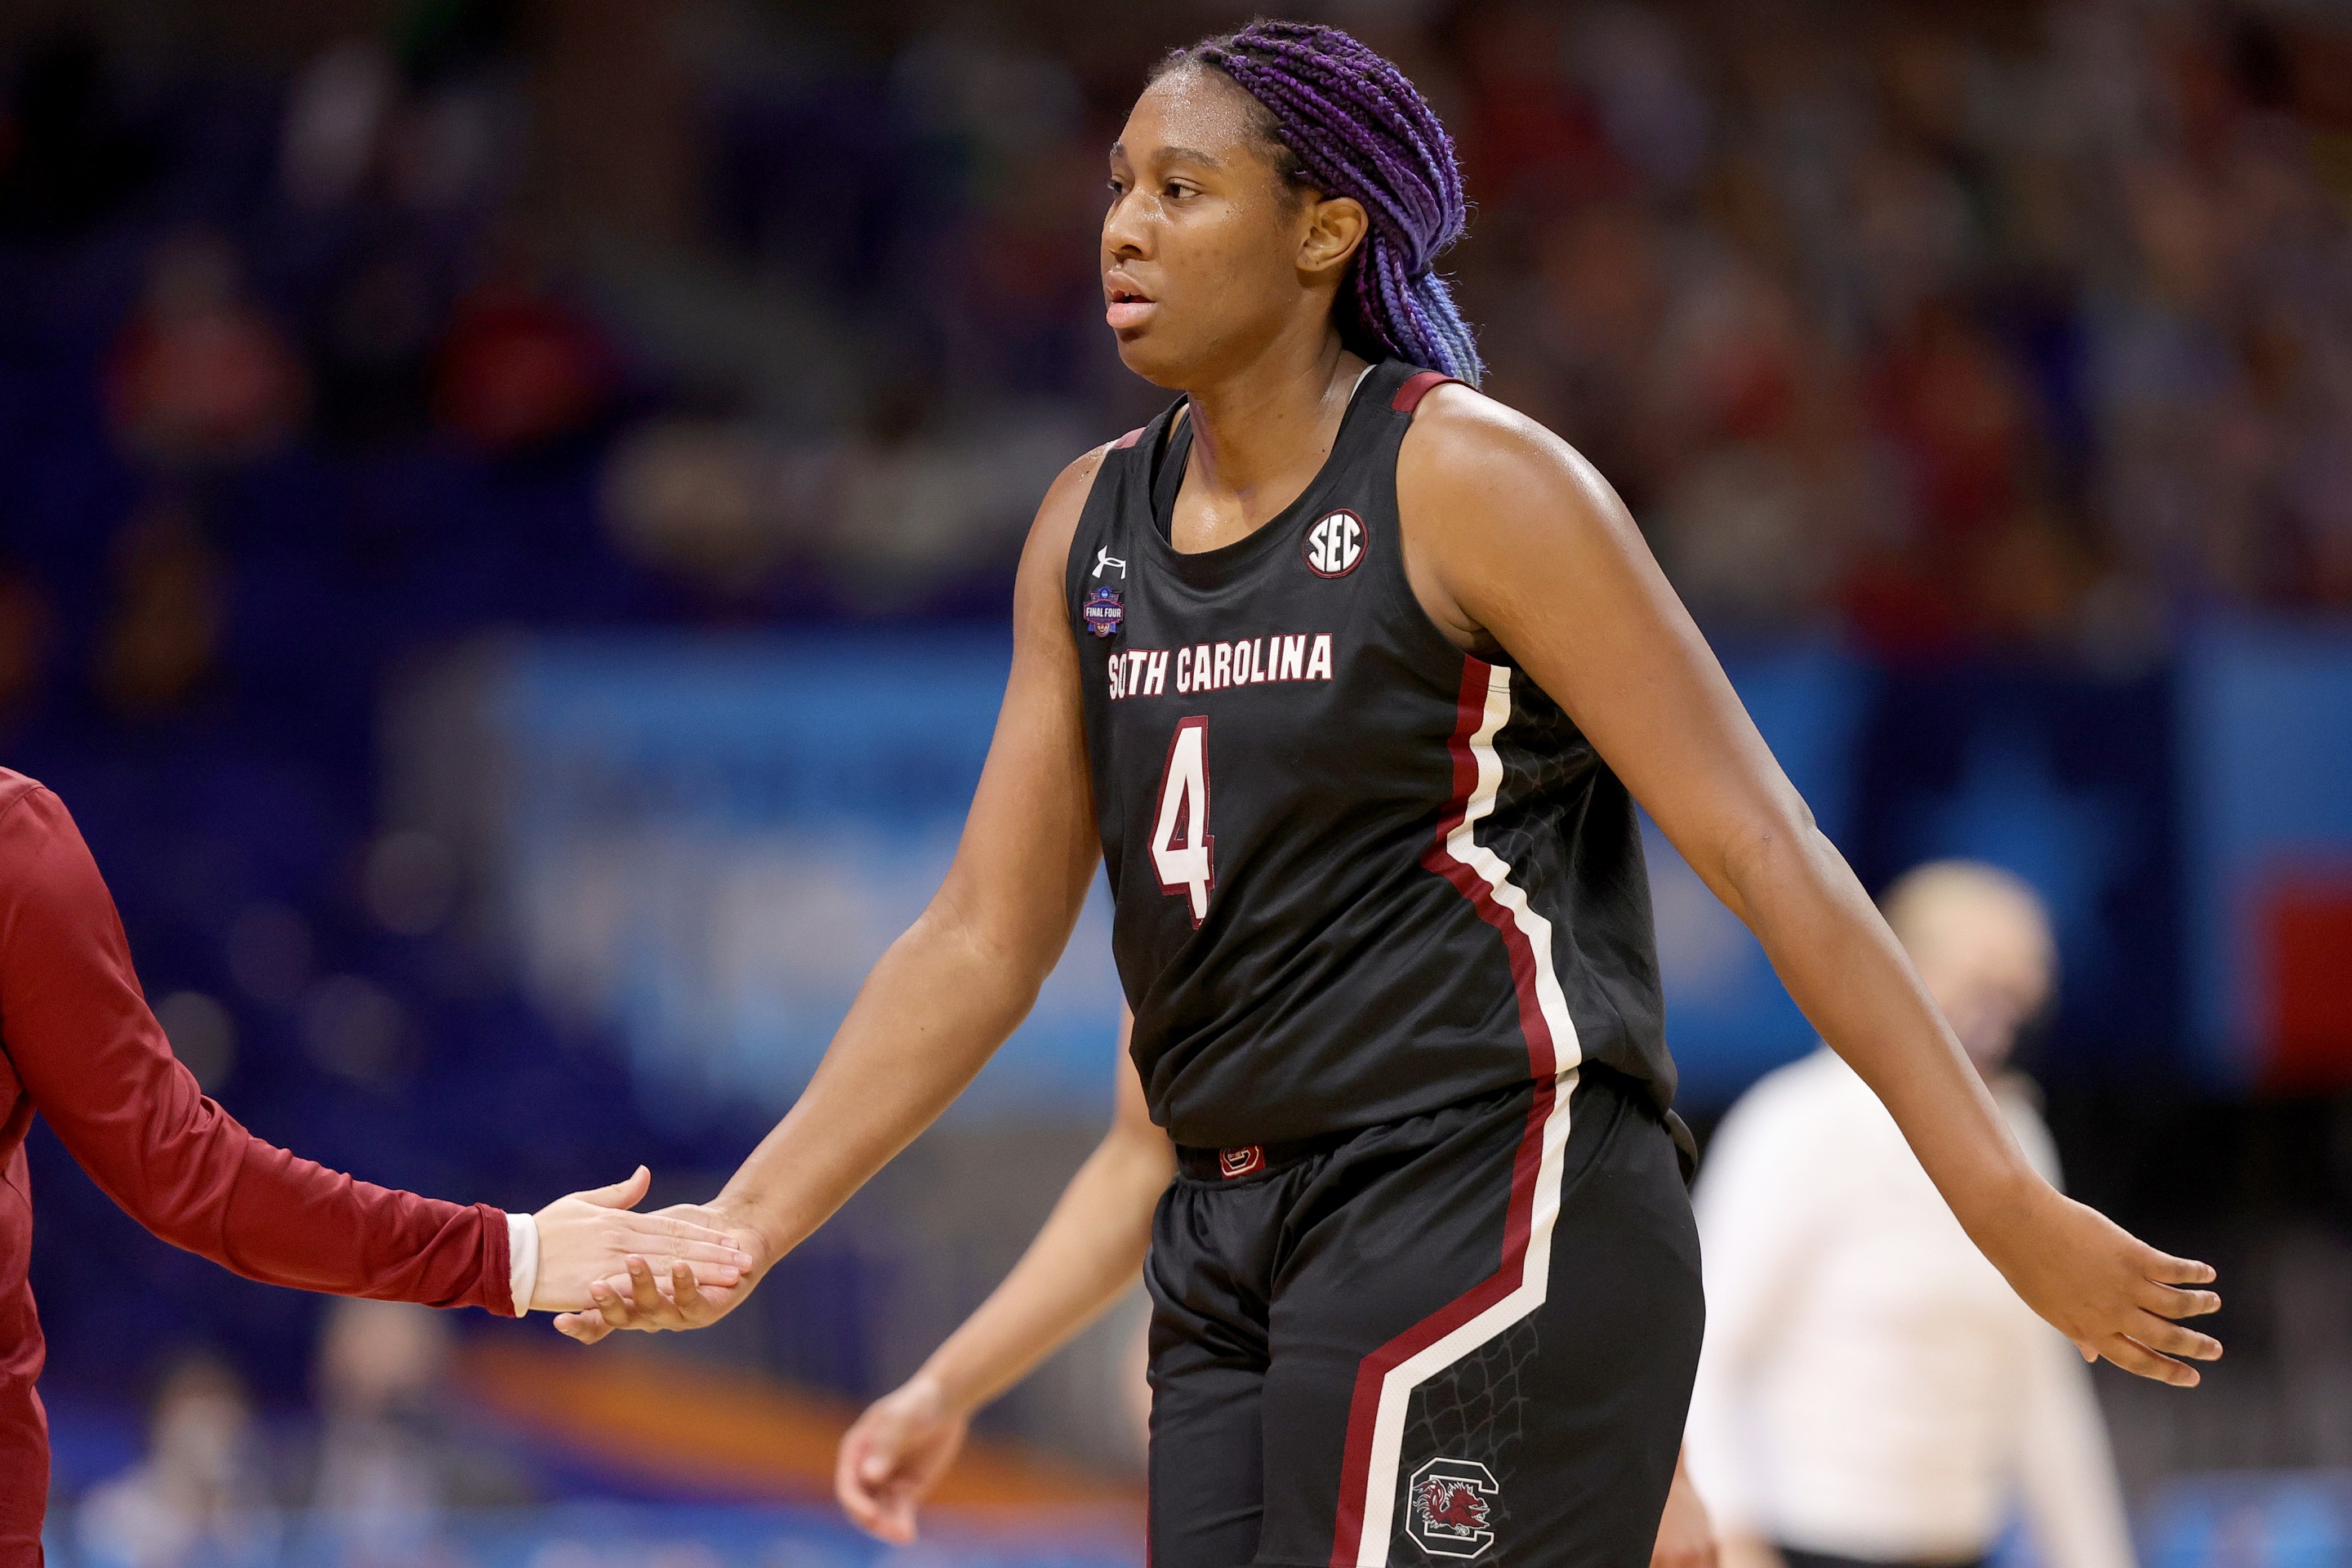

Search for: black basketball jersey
xmin=1065 ymin=359 xmax=1672 ymax=1148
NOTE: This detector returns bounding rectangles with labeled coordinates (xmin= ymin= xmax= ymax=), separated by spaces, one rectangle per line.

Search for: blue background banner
xmin=462 ymin=626 xmax=2352 ymax=1116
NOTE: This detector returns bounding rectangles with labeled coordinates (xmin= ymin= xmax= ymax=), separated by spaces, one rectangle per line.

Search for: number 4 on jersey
xmin=1152 ymin=716 xmax=1214 ymax=926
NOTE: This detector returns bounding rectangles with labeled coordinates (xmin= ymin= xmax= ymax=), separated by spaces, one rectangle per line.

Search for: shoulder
xmin=1017 ymin=443 xmax=1116 ymax=576
xmin=1031 ymin=443 xmax=1115 ymax=540
xmin=0 ymin=770 xmax=45 ymax=822
xmin=0 ymin=771 xmax=65 ymax=845
xmin=1011 ymin=443 xmax=1118 ymax=633
xmin=1396 ymin=381 xmax=1609 ymax=506
xmin=1043 ymin=442 xmax=1116 ymax=519
xmin=1392 ymin=382 xmax=1638 ymax=587
xmin=0 ymin=774 xmax=96 ymax=925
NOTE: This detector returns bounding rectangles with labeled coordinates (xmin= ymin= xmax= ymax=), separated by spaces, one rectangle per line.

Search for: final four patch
xmin=1084 ymin=585 xmax=1125 ymax=639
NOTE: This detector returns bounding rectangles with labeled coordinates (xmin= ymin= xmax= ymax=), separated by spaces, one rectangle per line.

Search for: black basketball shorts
xmin=1145 ymin=1065 xmax=1704 ymax=1568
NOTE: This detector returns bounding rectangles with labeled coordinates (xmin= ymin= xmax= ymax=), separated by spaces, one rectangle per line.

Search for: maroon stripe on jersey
xmin=1390 ymin=370 xmax=1460 ymax=414
xmin=1326 ymin=658 xmax=1558 ymax=1568
xmin=1418 ymin=662 xmax=1560 ymax=1077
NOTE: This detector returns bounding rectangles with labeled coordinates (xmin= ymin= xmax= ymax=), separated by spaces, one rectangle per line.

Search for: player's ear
xmin=1298 ymin=194 xmax=1368 ymax=283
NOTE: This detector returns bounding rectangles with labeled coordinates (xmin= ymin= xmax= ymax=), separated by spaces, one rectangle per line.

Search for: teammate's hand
xmin=1985 ymin=1182 xmax=2221 ymax=1385
xmin=552 ymin=1200 xmax=767 ymax=1342
xmin=1650 ymin=1454 xmax=1717 ymax=1568
xmin=529 ymin=1168 xmax=754 ymax=1313
xmin=836 ymin=1374 xmax=970 ymax=1544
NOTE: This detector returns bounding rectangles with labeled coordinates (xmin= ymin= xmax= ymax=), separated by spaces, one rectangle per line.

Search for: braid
xmin=1156 ymin=19 xmax=1484 ymax=385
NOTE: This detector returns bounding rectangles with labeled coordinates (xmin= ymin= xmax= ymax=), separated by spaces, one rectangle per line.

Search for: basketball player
xmin=557 ymin=23 xmax=2220 ymax=1567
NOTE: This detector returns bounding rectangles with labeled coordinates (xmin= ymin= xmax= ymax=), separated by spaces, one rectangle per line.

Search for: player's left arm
xmin=1393 ymin=387 xmax=2221 ymax=1388
xmin=837 ymin=1012 xmax=1169 ymax=1544
xmin=1650 ymin=1450 xmax=1718 ymax=1568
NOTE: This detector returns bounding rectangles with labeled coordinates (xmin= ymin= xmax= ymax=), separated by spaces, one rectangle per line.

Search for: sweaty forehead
xmin=1116 ymin=67 xmax=1266 ymax=167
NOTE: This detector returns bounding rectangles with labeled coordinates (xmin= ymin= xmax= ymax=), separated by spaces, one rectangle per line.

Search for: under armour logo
xmin=1094 ymin=548 xmax=1127 ymax=580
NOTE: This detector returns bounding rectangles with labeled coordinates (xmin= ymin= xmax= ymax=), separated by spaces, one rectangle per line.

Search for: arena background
xmin=0 ymin=0 xmax=2349 ymax=1561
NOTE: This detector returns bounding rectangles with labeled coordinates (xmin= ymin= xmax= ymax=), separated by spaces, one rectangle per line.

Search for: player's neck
xmin=1178 ymin=332 xmax=1363 ymax=534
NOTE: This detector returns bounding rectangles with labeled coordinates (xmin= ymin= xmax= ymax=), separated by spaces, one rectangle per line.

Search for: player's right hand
xmin=530 ymin=1168 xmax=754 ymax=1313
xmin=553 ymin=1199 xmax=768 ymax=1342
xmin=836 ymin=1374 xmax=970 ymax=1544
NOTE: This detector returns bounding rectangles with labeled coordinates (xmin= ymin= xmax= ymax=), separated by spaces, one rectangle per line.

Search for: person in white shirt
xmin=1685 ymin=861 xmax=2139 ymax=1568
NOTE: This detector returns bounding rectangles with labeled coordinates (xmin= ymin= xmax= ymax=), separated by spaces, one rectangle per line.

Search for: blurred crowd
xmin=0 ymin=0 xmax=2346 ymax=719
xmin=1448 ymin=3 xmax=2352 ymax=651
xmin=69 ymin=1301 xmax=526 ymax=1568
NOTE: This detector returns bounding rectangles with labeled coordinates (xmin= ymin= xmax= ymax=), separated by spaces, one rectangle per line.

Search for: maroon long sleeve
xmin=0 ymin=771 xmax=513 ymax=1557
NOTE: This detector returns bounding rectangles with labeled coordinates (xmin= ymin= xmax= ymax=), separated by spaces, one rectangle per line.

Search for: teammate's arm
xmin=0 ymin=785 xmax=749 ymax=1316
xmin=1393 ymin=389 xmax=2221 ymax=1387
xmin=557 ymin=449 xmax=1111 ymax=1340
xmin=836 ymin=1013 xmax=1169 ymax=1543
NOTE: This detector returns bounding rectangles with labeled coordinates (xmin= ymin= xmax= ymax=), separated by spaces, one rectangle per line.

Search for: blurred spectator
xmin=434 ymin=261 xmax=612 ymax=453
xmin=95 ymin=501 xmax=225 ymax=716
xmin=105 ymin=234 xmax=307 ymax=468
xmin=819 ymin=394 xmax=1091 ymax=610
xmin=278 ymin=40 xmax=400 ymax=212
xmin=76 ymin=1355 xmax=280 ymax=1568
xmin=1685 ymin=862 xmax=2135 ymax=1568
xmin=602 ymin=416 xmax=809 ymax=599
xmin=296 ymin=1298 xmax=527 ymax=1552
xmin=279 ymin=18 xmax=529 ymax=224
xmin=1570 ymin=6 xmax=1712 ymax=198
xmin=0 ymin=569 xmax=54 ymax=719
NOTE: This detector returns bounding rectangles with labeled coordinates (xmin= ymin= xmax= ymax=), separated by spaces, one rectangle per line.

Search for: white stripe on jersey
xmin=1353 ymin=663 xmax=1584 ymax=1568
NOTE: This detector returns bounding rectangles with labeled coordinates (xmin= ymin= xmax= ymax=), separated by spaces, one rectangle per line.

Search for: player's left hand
xmin=1651 ymin=1453 xmax=1717 ymax=1568
xmin=1980 ymin=1180 xmax=2221 ymax=1386
xmin=553 ymin=1200 xmax=767 ymax=1342
xmin=837 ymin=1373 xmax=970 ymax=1543
xmin=530 ymin=1169 xmax=755 ymax=1313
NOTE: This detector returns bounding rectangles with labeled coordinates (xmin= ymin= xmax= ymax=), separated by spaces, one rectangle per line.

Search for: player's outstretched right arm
xmin=837 ymin=1012 xmax=1169 ymax=1543
xmin=557 ymin=448 xmax=1113 ymax=1343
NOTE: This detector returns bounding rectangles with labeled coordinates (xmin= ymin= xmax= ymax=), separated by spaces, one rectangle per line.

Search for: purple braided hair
xmin=1155 ymin=19 xmax=1484 ymax=384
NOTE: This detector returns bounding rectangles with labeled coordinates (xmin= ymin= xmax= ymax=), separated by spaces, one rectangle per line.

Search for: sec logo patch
xmin=1303 ymin=510 xmax=1365 ymax=577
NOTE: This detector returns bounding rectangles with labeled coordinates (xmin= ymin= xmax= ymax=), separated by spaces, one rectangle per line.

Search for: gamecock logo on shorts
xmin=1407 ymin=1457 xmax=1499 ymax=1559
